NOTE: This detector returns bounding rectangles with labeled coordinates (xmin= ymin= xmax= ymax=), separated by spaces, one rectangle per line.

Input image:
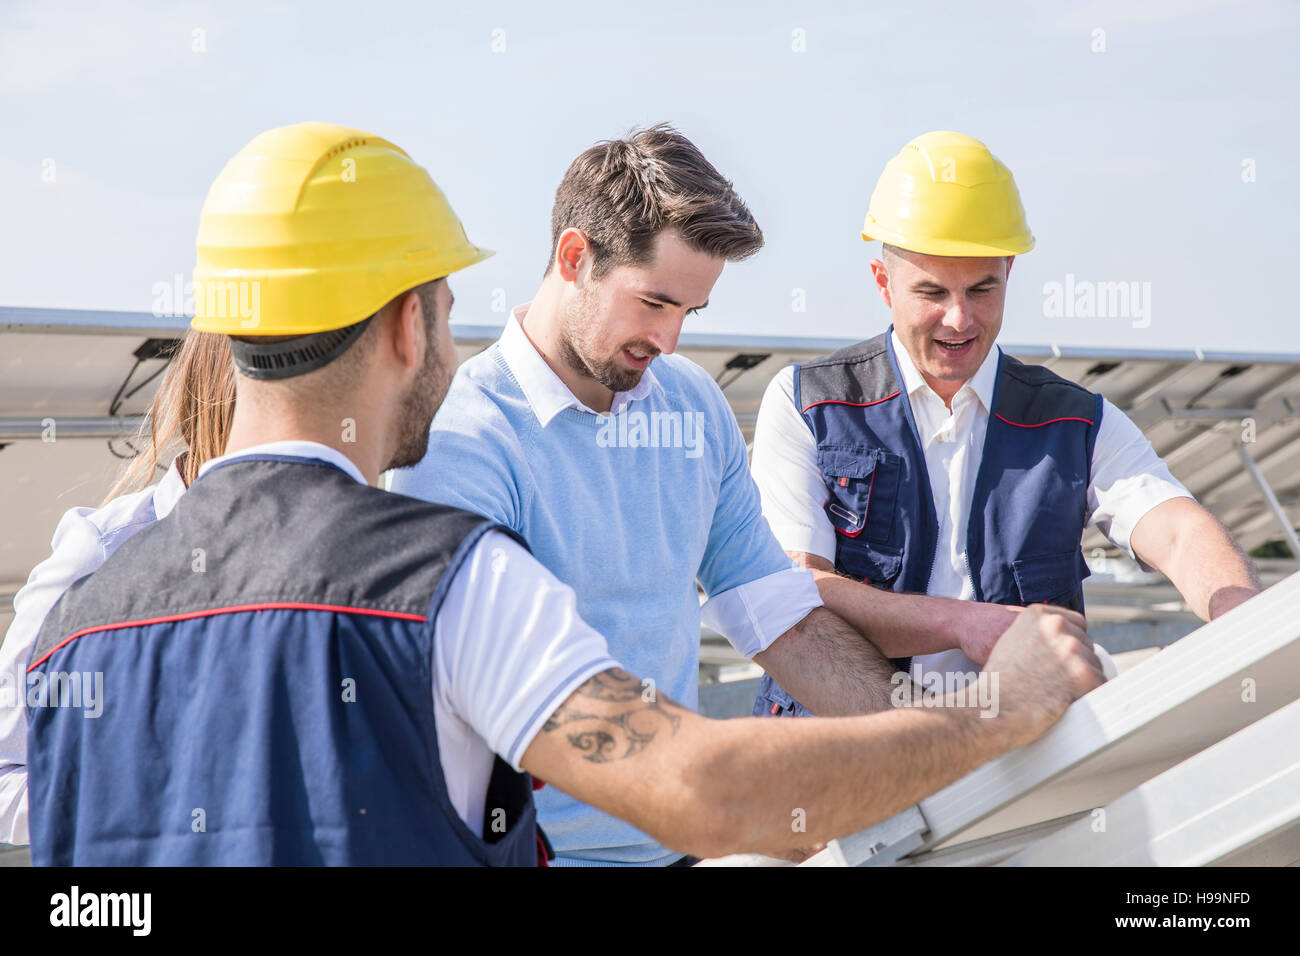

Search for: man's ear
xmin=554 ymin=227 xmax=592 ymax=284
xmin=390 ymin=291 xmax=424 ymax=371
xmin=1005 ymin=255 xmax=1015 ymax=280
xmin=869 ymin=258 xmax=892 ymax=309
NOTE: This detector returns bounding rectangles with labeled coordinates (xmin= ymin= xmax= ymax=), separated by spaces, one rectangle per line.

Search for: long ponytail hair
xmin=103 ymin=331 xmax=236 ymax=504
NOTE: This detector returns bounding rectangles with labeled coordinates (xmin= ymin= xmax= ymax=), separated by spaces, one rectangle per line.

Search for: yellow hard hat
xmin=862 ymin=131 xmax=1034 ymax=257
xmin=192 ymin=121 xmax=492 ymax=336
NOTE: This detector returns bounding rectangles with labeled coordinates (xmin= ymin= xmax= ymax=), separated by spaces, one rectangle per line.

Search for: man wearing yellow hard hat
xmin=23 ymin=122 xmax=1103 ymax=865
xmin=750 ymin=131 xmax=1261 ymax=717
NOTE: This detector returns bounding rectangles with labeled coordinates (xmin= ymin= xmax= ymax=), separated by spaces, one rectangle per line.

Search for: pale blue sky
xmin=2 ymin=0 xmax=1296 ymax=352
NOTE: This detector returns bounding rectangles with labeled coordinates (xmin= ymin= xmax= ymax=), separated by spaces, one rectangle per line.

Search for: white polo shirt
xmin=751 ymin=331 xmax=1192 ymax=677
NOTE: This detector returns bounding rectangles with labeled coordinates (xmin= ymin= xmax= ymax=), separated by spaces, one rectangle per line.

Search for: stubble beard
xmin=385 ymin=346 xmax=453 ymax=472
xmin=558 ymin=285 xmax=652 ymax=395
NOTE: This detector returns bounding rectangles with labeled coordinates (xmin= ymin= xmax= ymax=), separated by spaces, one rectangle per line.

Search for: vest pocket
xmin=817 ymin=446 xmax=902 ymax=545
xmin=837 ymin=538 xmax=904 ymax=588
xmin=1010 ymin=550 xmax=1090 ymax=606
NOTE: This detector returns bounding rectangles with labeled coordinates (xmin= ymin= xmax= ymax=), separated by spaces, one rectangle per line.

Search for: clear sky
xmin=2 ymin=0 xmax=1296 ymax=353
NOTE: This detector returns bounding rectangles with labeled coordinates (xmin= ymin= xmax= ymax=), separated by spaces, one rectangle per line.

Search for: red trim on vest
xmin=28 ymin=602 xmax=428 ymax=672
xmin=994 ymin=413 xmax=1095 ymax=428
xmin=801 ymin=390 xmax=901 ymax=414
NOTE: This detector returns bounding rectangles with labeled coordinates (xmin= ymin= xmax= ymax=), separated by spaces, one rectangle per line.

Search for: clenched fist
xmin=982 ymin=604 xmax=1104 ymax=749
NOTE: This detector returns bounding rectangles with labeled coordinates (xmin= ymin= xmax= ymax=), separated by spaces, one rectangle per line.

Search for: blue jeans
xmin=752 ymin=674 xmax=815 ymax=717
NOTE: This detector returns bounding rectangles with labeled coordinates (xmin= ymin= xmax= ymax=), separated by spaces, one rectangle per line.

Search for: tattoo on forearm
xmin=543 ymin=668 xmax=683 ymax=762
xmin=574 ymin=668 xmax=647 ymax=702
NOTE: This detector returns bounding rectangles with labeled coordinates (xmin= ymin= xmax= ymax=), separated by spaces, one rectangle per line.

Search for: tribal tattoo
xmin=543 ymin=668 xmax=684 ymax=762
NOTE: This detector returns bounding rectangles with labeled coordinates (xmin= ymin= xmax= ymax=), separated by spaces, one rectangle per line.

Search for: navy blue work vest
xmin=755 ymin=330 xmax=1102 ymax=717
xmin=27 ymin=455 xmax=544 ymax=866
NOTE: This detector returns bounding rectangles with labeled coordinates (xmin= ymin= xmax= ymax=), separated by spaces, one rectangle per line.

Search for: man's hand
xmin=955 ymin=602 xmax=1026 ymax=666
xmin=982 ymin=605 xmax=1104 ymax=749
xmin=794 ymin=550 xmax=1063 ymax=666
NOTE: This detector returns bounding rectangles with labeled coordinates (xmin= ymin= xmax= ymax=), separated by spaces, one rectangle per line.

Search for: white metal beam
xmin=813 ymin=572 xmax=1300 ymax=860
xmin=1001 ymin=697 xmax=1300 ymax=866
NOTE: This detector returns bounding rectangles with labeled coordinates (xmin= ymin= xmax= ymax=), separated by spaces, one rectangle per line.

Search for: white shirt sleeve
xmin=433 ymin=531 xmax=620 ymax=775
xmin=699 ymin=566 xmax=823 ymax=658
xmin=0 ymin=506 xmax=108 ymax=846
xmin=1087 ymin=398 xmax=1194 ymax=567
xmin=750 ymin=365 xmax=838 ymax=562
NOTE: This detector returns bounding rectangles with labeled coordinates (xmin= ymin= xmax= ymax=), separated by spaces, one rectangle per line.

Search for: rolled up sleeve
xmin=694 ymin=370 xmax=826 ymax=657
xmin=700 ymin=565 xmax=823 ymax=658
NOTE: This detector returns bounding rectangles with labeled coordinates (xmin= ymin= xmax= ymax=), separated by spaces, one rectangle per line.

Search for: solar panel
xmin=4 ymin=305 xmax=1300 ymax=647
xmin=1001 ymin=696 xmax=1300 ymax=867
xmin=784 ymin=570 xmax=1300 ymax=865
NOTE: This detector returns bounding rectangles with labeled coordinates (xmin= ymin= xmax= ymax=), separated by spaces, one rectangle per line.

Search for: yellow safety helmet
xmin=192 ymin=122 xmax=491 ymax=339
xmin=862 ymin=131 xmax=1034 ymax=257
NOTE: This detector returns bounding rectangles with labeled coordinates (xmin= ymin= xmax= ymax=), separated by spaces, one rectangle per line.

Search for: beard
xmin=558 ymin=284 xmax=657 ymax=395
xmin=384 ymin=340 xmax=454 ymax=472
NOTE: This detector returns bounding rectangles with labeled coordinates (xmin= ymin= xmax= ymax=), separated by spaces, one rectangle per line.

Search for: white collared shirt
xmin=2 ymin=441 xmax=619 ymax=844
xmin=198 ymin=439 xmax=370 ymax=484
xmin=890 ymin=330 xmax=1002 ymax=604
xmin=751 ymin=331 xmax=1191 ymax=676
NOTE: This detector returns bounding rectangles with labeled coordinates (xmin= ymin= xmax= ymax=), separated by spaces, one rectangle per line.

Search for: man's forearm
xmin=526 ymin=609 xmax=1099 ymax=861
xmin=752 ymin=606 xmax=900 ymax=716
xmin=1171 ymin=522 xmax=1260 ymax=620
xmin=524 ymin=668 xmax=1012 ymax=860
xmin=1133 ymin=499 xmax=1261 ymax=620
xmin=787 ymin=552 xmax=1019 ymax=665
xmin=812 ymin=570 xmax=967 ymax=658
xmin=688 ymin=705 xmax=1008 ymax=857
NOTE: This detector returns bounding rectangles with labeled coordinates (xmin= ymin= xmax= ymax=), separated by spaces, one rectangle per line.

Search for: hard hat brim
xmin=862 ymin=223 xmax=1034 ymax=258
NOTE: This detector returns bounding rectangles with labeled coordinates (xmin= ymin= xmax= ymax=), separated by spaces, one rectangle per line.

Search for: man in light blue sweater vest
xmin=391 ymin=125 xmax=1026 ymax=865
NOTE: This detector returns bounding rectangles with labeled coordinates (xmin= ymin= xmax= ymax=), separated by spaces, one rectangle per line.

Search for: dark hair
xmin=548 ymin=123 xmax=763 ymax=277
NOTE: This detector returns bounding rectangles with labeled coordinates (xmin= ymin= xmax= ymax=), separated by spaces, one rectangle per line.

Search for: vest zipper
xmin=963 ymin=546 xmax=979 ymax=603
xmin=927 ymin=520 xmax=939 ymax=594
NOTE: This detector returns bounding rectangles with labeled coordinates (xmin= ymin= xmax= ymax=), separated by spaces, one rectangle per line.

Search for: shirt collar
xmin=152 ymin=455 xmax=189 ymax=519
xmin=196 ymin=440 xmax=368 ymax=485
xmin=890 ymin=328 xmax=1000 ymax=413
xmin=497 ymin=303 xmax=661 ymax=427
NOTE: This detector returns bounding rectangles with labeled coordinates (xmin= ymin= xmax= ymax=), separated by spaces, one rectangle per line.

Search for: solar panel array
xmin=4 ymin=306 xmax=1299 ymax=620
